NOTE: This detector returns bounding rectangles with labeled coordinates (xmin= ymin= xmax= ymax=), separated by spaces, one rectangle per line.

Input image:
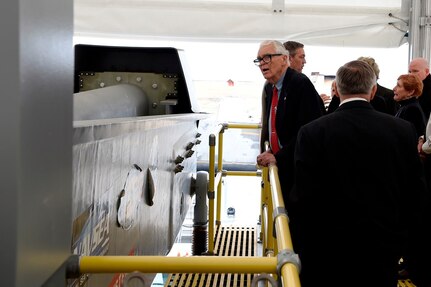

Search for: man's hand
xmin=257 ymin=150 xmax=277 ymax=167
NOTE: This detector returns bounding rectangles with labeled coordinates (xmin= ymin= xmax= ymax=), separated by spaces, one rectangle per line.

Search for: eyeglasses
xmin=253 ymin=54 xmax=283 ymax=66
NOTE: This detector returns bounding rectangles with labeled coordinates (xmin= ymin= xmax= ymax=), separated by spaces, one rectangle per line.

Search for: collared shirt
xmin=340 ymin=97 xmax=368 ymax=106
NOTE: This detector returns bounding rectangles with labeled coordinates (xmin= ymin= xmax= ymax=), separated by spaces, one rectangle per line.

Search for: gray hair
xmin=260 ymin=40 xmax=289 ymax=56
xmin=336 ymin=60 xmax=377 ymax=96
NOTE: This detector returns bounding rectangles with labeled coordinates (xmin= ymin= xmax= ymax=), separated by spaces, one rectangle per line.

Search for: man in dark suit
xmin=283 ymin=40 xmax=329 ymax=112
xmin=256 ymin=40 xmax=324 ymax=207
xmin=409 ymin=57 xmax=431 ymax=122
xmin=283 ymin=40 xmax=306 ymax=73
xmin=290 ymin=60 xmax=431 ymax=287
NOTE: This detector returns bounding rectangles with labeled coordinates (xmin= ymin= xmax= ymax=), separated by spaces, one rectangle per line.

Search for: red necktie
xmin=270 ymin=86 xmax=280 ymax=154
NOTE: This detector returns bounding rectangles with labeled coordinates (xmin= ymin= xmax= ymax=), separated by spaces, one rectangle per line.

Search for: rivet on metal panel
xmin=186 ymin=142 xmax=195 ymax=150
xmin=174 ymin=155 xmax=184 ymax=164
xmin=174 ymin=165 xmax=184 ymax=173
xmin=185 ymin=150 xmax=195 ymax=158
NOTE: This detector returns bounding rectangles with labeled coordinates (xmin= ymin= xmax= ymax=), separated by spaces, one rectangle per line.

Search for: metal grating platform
xmin=164 ymin=225 xmax=417 ymax=287
xmin=164 ymin=225 xmax=257 ymax=287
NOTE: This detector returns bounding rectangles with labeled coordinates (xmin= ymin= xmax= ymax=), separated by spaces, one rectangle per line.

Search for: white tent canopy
xmin=74 ymin=0 xmax=410 ymax=48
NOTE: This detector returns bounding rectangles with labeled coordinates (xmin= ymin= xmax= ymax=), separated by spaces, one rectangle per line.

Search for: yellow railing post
xmin=216 ymin=125 xmax=224 ymax=226
xmin=208 ymin=133 xmax=216 ymax=255
xmin=207 ymin=123 xmax=224 ymax=254
xmin=261 ymin=167 xmax=268 ymax=252
xmin=263 ymin=166 xmax=275 ymax=257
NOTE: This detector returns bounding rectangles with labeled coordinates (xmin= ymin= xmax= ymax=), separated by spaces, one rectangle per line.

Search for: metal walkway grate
xmin=164 ymin=225 xmax=418 ymax=287
xmin=164 ymin=225 xmax=257 ymax=287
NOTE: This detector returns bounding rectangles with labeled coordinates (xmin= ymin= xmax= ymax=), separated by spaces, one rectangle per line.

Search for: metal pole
xmin=424 ymin=0 xmax=431 ymax=61
xmin=208 ymin=134 xmax=216 ymax=254
xmin=77 ymin=256 xmax=277 ymax=275
xmin=224 ymin=171 xmax=260 ymax=177
xmin=226 ymin=123 xmax=262 ymax=130
xmin=216 ymin=131 xmax=224 ymax=225
xmin=410 ymin=0 xmax=422 ymax=60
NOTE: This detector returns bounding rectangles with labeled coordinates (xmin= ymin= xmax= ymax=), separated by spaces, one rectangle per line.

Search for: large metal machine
xmin=70 ymin=44 xmax=209 ymax=286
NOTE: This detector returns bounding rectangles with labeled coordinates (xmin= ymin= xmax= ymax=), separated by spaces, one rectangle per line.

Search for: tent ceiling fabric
xmin=74 ymin=0 xmax=408 ymax=47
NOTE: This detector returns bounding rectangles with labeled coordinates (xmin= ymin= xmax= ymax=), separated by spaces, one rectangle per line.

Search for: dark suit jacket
xmin=395 ymin=97 xmax=427 ymax=138
xmin=419 ymin=74 xmax=431 ymax=122
xmin=260 ymin=67 xmax=324 ymax=204
xmin=371 ymin=93 xmax=388 ymax=113
xmin=326 ymin=96 xmax=340 ymax=114
xmin=326 ymin=91 xmax=388 ymax=115
xmin=290 ymin=100 xmax=430 ymax=286
xmin=377 ymin=83 xmax=398 ymax=115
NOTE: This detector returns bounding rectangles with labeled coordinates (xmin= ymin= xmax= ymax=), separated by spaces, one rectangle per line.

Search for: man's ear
xmin=369 ymin=84 xmax=377 ymax=101
xmin=334 ymin=82 xmax=340 ymax=98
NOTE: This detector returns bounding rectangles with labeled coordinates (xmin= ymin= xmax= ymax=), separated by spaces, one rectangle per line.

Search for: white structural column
xmin=0 ymin=0 xmax=74 ymax=286
xmin=409 ymin=0 xmax=431 ymax=62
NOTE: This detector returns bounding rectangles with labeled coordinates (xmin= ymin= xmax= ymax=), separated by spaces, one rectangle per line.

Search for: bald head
xmin=409 ymin=57 xmax=430 ymax=81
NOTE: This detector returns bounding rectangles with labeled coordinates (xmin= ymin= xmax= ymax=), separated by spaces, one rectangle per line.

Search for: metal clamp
xmin=220 ymin=122 xmax=228 ymax=133
xmin=272 ymin=207 xmax=288 ymax=238
xmin=208 ymin=190 xmax=215 ymax=199
xmin=277 ymin=249 xmax=301 ymax=275
xmin=65 ymin=255 xmax=80 ymax=279
xmin=251 ymin=273 xmax=277 ymax=287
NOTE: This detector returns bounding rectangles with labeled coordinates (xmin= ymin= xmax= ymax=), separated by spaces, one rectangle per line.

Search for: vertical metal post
xmin=216 ymin=129 xmax=224 ymax=225
xmin=266 ymin=170 xmax=275 ymax=256
xmin=409 ymin=0 xmax=431 ymax=62
xmin=409 ymin=0 xmax=420 ymax=59
xmin=208 ymin=134 xmax=216 ymax=254
xmin=424 ymin=0 xmax=431 ymax=61
xmin=260 ymin=169 xmax=267 ymax=248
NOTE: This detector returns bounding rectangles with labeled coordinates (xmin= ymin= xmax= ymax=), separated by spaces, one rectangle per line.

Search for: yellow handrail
xmin=224 ymin=170 xmax=261 ymax=176
xmin=79 ymin=256 xmax=277 ymax=274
